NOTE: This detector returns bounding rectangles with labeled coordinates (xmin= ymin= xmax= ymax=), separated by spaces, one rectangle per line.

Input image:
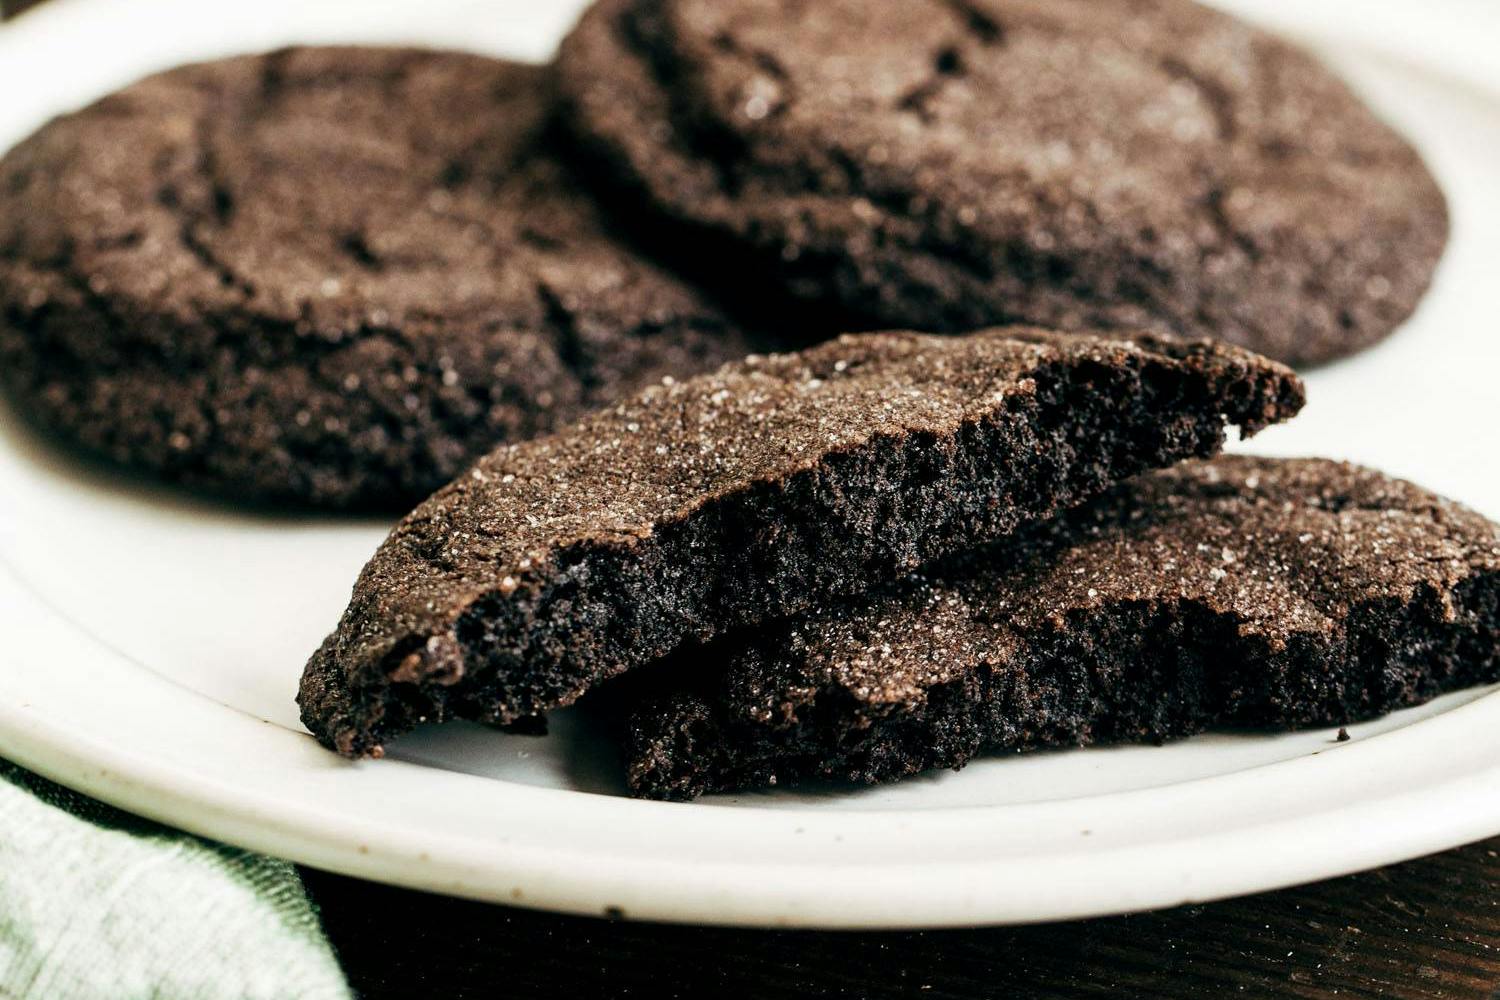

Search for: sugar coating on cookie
xmin=297 ymin=326 xmax=1302 ymax=758
xmin=615 ymin=456 xmax=1500 ymax=800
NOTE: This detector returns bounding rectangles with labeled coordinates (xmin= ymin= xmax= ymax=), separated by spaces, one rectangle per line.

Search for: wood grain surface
xmin=302 ymin=836 xmax=1500 ymax=999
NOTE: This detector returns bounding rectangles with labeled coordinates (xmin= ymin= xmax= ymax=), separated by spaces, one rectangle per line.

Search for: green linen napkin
xmin=0 ymin=759 xmax=351 ymax=1000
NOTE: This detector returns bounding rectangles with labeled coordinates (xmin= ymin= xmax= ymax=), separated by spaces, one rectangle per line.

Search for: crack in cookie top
xmin=559 ymin=0 xmax=1448 ymax=365
xmin=0 ymin=47 xmax=759 ymax=506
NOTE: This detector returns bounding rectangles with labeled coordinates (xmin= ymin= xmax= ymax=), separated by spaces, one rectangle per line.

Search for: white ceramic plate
xmin=2 ymin=0 xmax=1499 ymax=929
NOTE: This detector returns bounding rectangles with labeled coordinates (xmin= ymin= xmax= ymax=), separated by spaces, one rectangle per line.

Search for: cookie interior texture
xmin=612 ymin=456 xmax=1500 ymax=800
xmin=297 ymin=327 xmax=1303 ymax=758
xmin=557 ymin=0 xmax=1448 ymax=366
xmin=0 ymin=47 xmax=761 ymax=508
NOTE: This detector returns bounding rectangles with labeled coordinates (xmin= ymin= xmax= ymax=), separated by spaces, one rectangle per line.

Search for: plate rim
xmin=5 ymin=555 xmax=1500 ymax=928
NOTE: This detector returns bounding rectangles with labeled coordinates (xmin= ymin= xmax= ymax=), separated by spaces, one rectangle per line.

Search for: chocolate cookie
xmin=0 ymin=47 xmax=759 ymax=508
xmin=557 ymin=0 xmax=1448 ymax=366
xmin=297 ymin=327 xmax=1302 ymax=757
xmin=614 ymin=457 xmax=1500 ymax=801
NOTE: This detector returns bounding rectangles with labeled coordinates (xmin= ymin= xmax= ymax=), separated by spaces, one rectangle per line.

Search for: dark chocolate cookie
xmin=557 ymin=0 xmax=1448 ymax=366
xmin=614 ymin=456 xmax=1500 ymax=801
xmin=297 ymin=327 xmax=1302 ymax=757
xmin=0 ymin=47 xmax=759 ymax=508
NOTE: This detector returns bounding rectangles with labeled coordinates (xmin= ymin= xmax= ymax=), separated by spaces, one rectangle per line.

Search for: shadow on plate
xmin=384 ymin=706 xmax=632 ymax=798
xmin=0 ymin=389 xmax=398 ymax=528
xmin=374 ymin=682 xmax=1500 ymax=808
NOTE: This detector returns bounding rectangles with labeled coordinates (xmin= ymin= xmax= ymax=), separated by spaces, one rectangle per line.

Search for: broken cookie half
xmin=615 ymin=457 xmax=1500 ymax=800
xmin=298 ymin=327 xmax=1302 ymax=757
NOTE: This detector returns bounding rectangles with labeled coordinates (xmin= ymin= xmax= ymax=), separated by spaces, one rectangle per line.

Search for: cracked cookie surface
xmin=614 ymin=456 xmax=1500 ymax=800
xmin=0 ymin=47 xmax=760 ymax=507
xmin=558 ymin=0 xmax=1448 ymax=366
xmin=297 ymin=326 xmax=1302 ymax=758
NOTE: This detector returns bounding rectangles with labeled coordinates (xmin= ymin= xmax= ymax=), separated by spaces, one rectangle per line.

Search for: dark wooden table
xmin=302 ymin=836 xmax=1500 ymax=999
